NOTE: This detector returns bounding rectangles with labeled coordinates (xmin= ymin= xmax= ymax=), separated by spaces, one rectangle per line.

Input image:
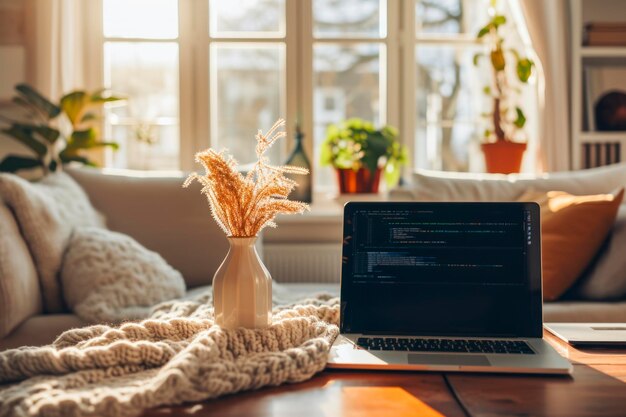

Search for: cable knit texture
xmin=0 ymin=172 xmax=104 ymax=312
xmin=61 ymin=227 xmax=187 ymax=323
xmin=0 ymin=290 xmax=339 ymax=417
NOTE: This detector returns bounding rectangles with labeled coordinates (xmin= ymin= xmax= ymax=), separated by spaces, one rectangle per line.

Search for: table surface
xmin=142 ymin=330 xmax=626 ymax=417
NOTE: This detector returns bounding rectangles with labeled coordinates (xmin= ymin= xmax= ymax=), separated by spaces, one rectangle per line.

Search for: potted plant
xmin=474 ymin=5 xmax=534 ymax=174
xmin=320 ymin=118 xmax=408 ymax=194
xmin=0 ymin=84 xmax=124 ymax=175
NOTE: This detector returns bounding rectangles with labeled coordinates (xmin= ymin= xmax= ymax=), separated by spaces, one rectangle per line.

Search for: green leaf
xmin=60 ymin=91 xmax=89 ymax=126
xmin=15 ymin=84 xmax=61 ymax=119
xmin=2 ymin=124 xmax=48 ymax=156
xmin=0 ymin=155 xmax=43 ymax=173
xmin=517 ymin=58 xmax=533 ymax=82
xmin=68 ymin=128 xmax=97 ymax=148
xmin=473 ymin=53 xmax=483 ymax=66
xmin=477 ymin=25 xmax=491 ymax=38
xmin=514 ymin=107 xmax=527 ymax=128
xmin=80 ymin=112 xmax=98 ymax=123
xmin=493 ymin=15 xmax=506 ymax=27
xmin=59 ymin=153 xmax=94 ymax=166
xmin=384 ymin=161 xmax=401 ymax=189
xmin=86 ymin=141 xmax=119 ymax=150
xmin=361 ymin=153 xmax=379 ymax=174
xmin=90 ymin=89 xmax=126 ymax=103
xmin=32 ymin=125 xmax=60 ymax=144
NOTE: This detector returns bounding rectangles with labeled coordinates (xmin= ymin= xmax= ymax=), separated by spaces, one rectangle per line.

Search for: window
xmin=103 ymin=0 xmax=181 ymax=170
xmin=97 ymin=0 xmax=537 ymax=186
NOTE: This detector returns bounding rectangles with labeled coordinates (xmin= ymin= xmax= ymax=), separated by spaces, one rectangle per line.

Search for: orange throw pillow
xmin=518 ymin=188 xmax=624 ymax=301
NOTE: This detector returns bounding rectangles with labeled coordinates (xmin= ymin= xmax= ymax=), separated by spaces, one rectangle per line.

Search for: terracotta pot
xmin=212 ymin=236 xmax=272 ymax=329
xmin=336 ymin=167 xmax=382 ymax=194
xmin=481 ymin=141 xmax=527 ymax=174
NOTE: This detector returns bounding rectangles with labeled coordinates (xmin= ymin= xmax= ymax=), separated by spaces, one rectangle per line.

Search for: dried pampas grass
xmin=183 ymin=119 xmax=309 ymax=237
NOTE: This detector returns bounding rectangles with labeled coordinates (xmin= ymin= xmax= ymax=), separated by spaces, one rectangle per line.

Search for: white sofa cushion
xmin=390 ymin=163 xmax=626 ymax=202
xmin=61 ymin=227 xmax=186 ymax=323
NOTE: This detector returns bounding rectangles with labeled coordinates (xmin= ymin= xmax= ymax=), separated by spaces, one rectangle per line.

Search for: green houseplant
xmin=474 ymin=3 xmax=534 ymax=174
xmin=320 ymin=118 xmax=408 ymax=194
xmin=0 ymin=84 xmax=124 ymax=174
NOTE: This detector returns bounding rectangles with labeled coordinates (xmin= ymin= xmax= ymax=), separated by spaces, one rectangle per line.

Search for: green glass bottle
xmin=285 ymin=125 xmax=312 ymax=203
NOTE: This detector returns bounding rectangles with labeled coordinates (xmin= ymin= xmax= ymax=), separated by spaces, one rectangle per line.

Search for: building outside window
xmin=98 ymin=0 xmax=537 ymax=190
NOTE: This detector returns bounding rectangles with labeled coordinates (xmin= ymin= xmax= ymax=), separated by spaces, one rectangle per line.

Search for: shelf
xmin=581 ymin=46 xmax=626 ymax=58
xmin=579 ymin=132 xmax=626 ymax=142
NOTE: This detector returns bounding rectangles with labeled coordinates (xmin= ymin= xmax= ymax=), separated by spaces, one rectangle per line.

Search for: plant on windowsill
xmin=319 ymin=118 xmax=408 ymax=194
xmin=0 ymin=83 xmax=125 ymax=175
xmin=474 ymin=2 xmax=534 ymax=174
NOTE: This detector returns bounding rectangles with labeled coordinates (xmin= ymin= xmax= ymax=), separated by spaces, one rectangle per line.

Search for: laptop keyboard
xmin=356 ymin=337 xmax=535 ymax=354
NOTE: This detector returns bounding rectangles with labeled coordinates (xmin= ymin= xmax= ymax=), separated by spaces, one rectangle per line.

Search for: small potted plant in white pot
xmin=474 ymin=5 xmax=534 ymax=174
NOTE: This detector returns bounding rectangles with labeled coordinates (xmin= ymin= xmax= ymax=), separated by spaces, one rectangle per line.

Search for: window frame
xmin=87 ymin=0 xmax=531 ymax=186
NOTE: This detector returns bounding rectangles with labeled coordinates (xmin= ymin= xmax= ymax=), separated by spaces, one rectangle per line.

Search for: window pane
xmin=314 ymin=43 xmax=383 ymax=188
xmin=103 ymin=0 xmax=178 ymax=39
xmin=209 ymin=0 xmax=285 ymax=37
xmin=415 ymin=45 xmax=486 ymax=172
xmin=415 ymin=0 xmax=485 ymax=36
xmin=210 ymin=44 xmax=285 ymax=164
xmin=313 ymin=0 xmax=385 ymax=38
xmin=104 ymin=42 xmax=179 ymax=170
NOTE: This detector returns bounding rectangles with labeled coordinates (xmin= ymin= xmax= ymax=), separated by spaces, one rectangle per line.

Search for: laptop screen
xmin=340 ymin=202 xmax=542 ymax=338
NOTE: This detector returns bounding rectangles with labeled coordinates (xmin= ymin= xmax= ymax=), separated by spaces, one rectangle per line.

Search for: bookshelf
xmin=571 ymin=0 xmax=626 ymax=169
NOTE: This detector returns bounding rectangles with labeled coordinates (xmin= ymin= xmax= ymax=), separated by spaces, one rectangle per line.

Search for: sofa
xmin=389 ymin=163 xmax=626 ymax=323
xmin=2 ymin=163 xmax=626 ymax=350
xmin=0 ymin=167 xmax=332 ymax=350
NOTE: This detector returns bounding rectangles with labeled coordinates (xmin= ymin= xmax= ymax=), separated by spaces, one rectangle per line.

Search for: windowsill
xmin=274 ymin=191 xmax=391 ymax=224
xmin=266 ymin=191 xmax=389 ymax=244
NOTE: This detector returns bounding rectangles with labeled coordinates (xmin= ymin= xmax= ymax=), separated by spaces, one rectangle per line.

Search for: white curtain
xmin=31 ymin=0 xmax=85 ymax=100
xmin=519 ymin=0 xmax=571 ymax=172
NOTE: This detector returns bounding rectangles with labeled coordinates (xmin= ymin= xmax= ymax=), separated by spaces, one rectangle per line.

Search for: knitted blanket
xmin=0 ymin=289 xmax=339 ymax=417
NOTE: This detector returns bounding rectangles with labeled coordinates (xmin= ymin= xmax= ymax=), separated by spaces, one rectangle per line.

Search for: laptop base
xmin=328 ymin=335 xmax=573 ymax=375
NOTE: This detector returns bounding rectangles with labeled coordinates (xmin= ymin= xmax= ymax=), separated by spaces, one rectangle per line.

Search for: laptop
xmin=545 ymin=323 xmax=626 ymax=346
xmin=327 ymin=202 xmax=572 ymax=375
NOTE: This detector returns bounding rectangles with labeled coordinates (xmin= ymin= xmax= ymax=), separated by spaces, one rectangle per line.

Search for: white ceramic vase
xmin=213 ymin=236 xmax=272 ymax=329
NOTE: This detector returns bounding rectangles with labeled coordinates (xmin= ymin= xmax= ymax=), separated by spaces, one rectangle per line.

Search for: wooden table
xmin=143 ymin=330 xmax=626 ymax=417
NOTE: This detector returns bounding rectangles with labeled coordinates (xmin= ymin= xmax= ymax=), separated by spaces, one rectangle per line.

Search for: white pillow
xmin=390 ymin=163 xmax=626 ymax=202
xmin=61 ymin=227 xmax=186 ymax=323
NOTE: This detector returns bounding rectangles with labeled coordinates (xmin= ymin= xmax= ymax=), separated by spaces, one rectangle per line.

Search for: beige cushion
xmin=0 ymin=203 xmax=42 ymax=338
xmin=390 ymin=163 xmax=626 ymax=202
xmin=66 ymin=167 xmax=230 ymax=288
xmin=0 ymin=172 xmax=104 ymax=312
xmin=518 ymin=189 xmax=624 ymax=301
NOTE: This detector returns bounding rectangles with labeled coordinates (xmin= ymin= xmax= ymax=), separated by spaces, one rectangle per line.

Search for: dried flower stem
xmin=183 ymin=119 xmax=309 ymax=237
